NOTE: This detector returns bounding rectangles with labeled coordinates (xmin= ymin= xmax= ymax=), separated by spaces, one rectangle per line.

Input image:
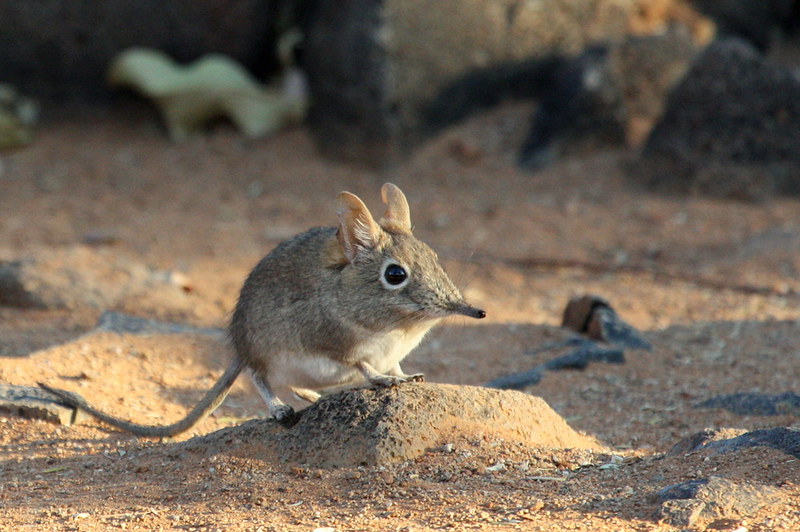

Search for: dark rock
xmin=487 ymin=295 xmax=651 ymax=390
xmin=590 ymin=306 xmax=653 ymax=351
xmin=654 ymin=476 xmax=788 ymax=527
xmin=0 ymin=1 xmax=275 ymax=103
xmin=667 ymin=427 xmax=746 ymax=457
xmin=519 ymin=29 xmax=700 ymax=169
xmin=485 ymin=366 xmax=546 ymax=390
xmin=655 ymin=478 xmax=709 ymax=501
xmin=640 ymin=38 xmax=800 ymax=200
xmin=690 ymin=0 xmax=799 ymax=49
xmin=542 ymin=342 xmax=624 ymax=370
xmin=485 ymin=338 xmax=623 ymax=390
xmin=669 ymin=427 xmax=800 ymax=459
xmin=695 ymin=391 xmax=800 ymax=416
xmin=561 ymin=294 xmax=652 ymax=350
xmin=303 ymin=0 xmax=661 ymax=165
xmin=704 ymin=427 xmax=800 ymax=459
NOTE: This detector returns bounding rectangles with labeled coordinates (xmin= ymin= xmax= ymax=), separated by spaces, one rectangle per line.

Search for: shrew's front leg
xmin=357 ymin=361 xmax=424 ymax=387
xmin=387 ymin=363 xmax=424 ymax=382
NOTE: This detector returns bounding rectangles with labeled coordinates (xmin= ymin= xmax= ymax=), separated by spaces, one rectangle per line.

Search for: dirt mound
xmin=183 ymin=382 xmax=604 ymax=468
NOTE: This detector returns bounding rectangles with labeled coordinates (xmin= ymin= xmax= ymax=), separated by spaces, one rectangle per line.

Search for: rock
xmin=589 ymin=306 xmax=652 ymax=350
xmin=561 ymin=294 xmax=652 ymax=350
xmin=485 ymin=338 xmax=624 ymax=390
xmin=519 ymin=28 xmax=701 ymax=169
xmin=667 ymin=428 xmax=747 ymax=457
xmin=543 ymin=342 xmax=624 ymax=369
xmin=485 ymin=364 xmax=547 ymax=389
xmin=562 ymin=295 xmax=606 ymax=333
xmin=304 ymin=0 xmax=701 ymax=165
xmin=655 ymin=478 xmax=710 ymax=501
xmin=657 ymin=499 xmax=705 ymax=528
xmin=0 ymin=246 xmax=190 ymax=310
xmin=695 ymin=391 xmax=800 ymax=416
xmin=640 ymin=38 xmax=800 ymax=200
xmin=486 ymin=294 xmax=652 ymax=390
xmin=654 ymin=476 xmax=788 ymax=527
xmin=0 ymin=1 xmax=275 ymax=102
xmin=669 ymin=427 xmax=800 ymax=459
xmin=184 ymin=383 xmax=606 ymax=468
xmin=93 ymin=311 xmax=223 ymax=337
xmin=482 ymin=328 xmax=627 ymax=390
xmin=704 ymin=428 xmax=800 ymax=459
xmin=0 ymin=384 xmax=86 ymax=426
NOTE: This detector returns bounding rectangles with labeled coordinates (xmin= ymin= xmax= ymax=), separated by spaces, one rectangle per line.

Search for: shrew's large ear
xmin=379 ymin=183 xmax=412 ymax=234
xmin=336 ymin=191 xmax=381 ymax=261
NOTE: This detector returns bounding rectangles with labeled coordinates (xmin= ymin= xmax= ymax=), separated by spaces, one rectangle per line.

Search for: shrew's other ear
xmin=379 ymin=183 xmax=412 ymax=234
xmin=336 ymin=191 xmax=381 ymax=262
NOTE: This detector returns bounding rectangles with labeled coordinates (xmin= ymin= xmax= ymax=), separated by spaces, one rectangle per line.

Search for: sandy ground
xmin=1 ymin=104 xmax=799 ymax=530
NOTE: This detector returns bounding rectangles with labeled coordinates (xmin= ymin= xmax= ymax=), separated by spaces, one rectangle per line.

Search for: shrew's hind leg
xmin=291 ymin=387 xmax=322 ymax=404
xmin=250 ymin=371 xmax=299 ymax=427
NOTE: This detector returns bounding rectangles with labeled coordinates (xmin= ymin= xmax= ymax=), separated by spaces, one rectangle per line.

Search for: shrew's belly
xmin=269 ymin=321 xmax=435 ymax=390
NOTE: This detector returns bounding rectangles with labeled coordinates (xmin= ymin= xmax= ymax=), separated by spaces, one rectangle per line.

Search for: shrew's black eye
xmin=384 ymin=263 xmax=408 ymax=285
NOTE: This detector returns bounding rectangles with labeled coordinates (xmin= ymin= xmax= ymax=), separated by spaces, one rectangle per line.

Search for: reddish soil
xmin=1 ymin=104 xmax=799 ymax=530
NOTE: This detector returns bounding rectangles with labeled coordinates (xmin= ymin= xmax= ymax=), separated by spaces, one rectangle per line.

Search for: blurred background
xmin=2 ymin=6 xmax=800 ymax=530
xmin=1 ymin=0 xmax=799 ymax=327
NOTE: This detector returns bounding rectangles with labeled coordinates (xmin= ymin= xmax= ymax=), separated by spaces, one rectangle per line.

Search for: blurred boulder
xmin=303 ymin=0 xmax=709 ymax=165
xmin=689 ymin=0 xmax=799 ymax=49
xmin=668 ymin=427 xmax=800 ymax=459
xmin=695 ymin=392 xmax=800 ymax=416
xmin=519 ymin=28 xmax=701 ymax=169
xmin=639 ymin=38 xmax=800 ymax=200
xmin=0 ymin=1 xmax=274 ymax=103
xmin=0 ymin=246 xmax=192 ymax=311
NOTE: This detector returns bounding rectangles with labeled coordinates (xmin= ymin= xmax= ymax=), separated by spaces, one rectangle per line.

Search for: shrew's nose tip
xmin=460 ymin=304 xmax=486 ymax=319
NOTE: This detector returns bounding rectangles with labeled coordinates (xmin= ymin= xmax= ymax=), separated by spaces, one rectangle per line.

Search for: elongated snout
xmin=449 ymin=301 xmax=486 ymax=319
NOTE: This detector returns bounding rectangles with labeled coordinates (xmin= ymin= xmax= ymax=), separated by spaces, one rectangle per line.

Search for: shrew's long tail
xmin=38 ymin=357 xmax=247 ymax=438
